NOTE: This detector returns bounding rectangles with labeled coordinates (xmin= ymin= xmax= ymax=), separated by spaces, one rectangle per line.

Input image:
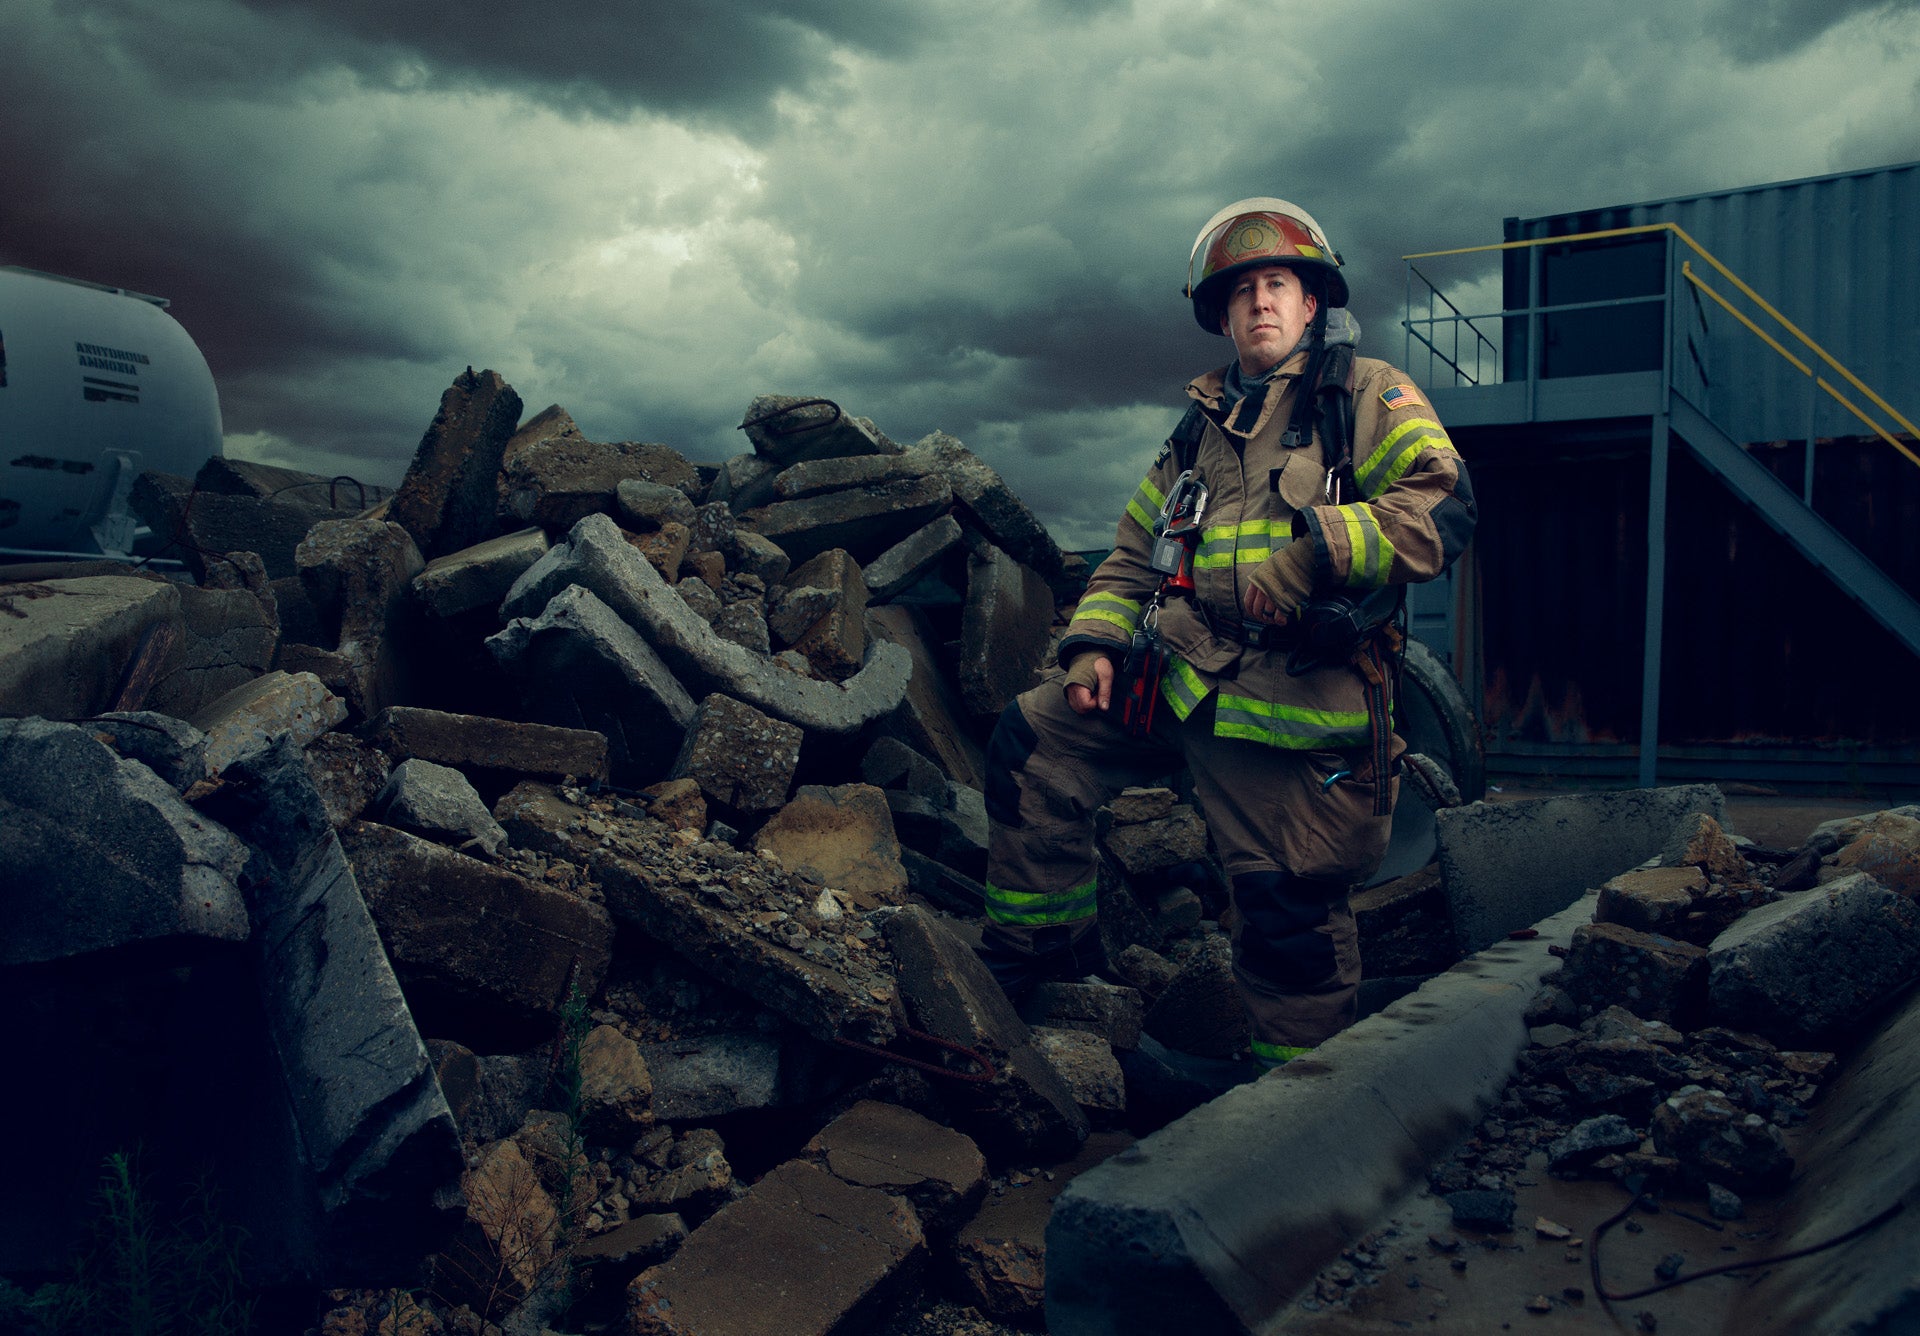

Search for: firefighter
xmin=978 ymin=198 xmax=1477 ymax=1068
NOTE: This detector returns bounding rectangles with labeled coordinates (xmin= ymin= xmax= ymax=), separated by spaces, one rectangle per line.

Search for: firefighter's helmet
xmin=1185 ymin=197 xmax=1347 ymax=333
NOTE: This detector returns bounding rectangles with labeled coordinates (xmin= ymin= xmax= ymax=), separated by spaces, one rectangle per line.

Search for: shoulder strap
xmin=1166 ymin=402 xmax=1208 ymax=473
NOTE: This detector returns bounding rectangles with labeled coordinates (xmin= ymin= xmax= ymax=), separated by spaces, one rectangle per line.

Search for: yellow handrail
xmin=1404 ymin=223 xmax=1920 ymax=466
xmin=1683 ymin=262 xmax=1920 ymax=470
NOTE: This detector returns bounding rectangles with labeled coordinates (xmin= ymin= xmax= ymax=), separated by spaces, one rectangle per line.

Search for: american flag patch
xmin=1380 ymin=383 xmax=1423 ymax=411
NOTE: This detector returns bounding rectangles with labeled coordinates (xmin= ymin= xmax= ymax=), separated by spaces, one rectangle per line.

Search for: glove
xmin=1246 ymin=540 xmax=1317 ymax=621
xmin=1061 ymin=649 xmax=1107 ymax=696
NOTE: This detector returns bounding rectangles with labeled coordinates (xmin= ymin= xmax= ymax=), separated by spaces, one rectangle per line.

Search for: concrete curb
xmin=1045 ymin=891 xmax=1599 ymax=1336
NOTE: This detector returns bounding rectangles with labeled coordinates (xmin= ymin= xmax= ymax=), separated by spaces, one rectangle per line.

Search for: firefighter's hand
xmin=1063 ymin=651 xmax=1114 ymax=715
xmin=1247 ymin=542 xmax=1316 ymax=624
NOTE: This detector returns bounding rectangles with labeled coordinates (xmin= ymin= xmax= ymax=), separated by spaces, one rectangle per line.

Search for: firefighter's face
xmin=1219 ymin=264 xmax=1317 ymax=376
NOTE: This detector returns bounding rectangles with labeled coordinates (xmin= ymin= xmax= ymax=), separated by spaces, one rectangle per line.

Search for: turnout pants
xmin=983 ymin=680 xmax=1401 ymax=1064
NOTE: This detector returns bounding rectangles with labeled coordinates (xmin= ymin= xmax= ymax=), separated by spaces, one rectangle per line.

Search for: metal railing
xmin=1401 ymin=223 xmax=1920 ymax=485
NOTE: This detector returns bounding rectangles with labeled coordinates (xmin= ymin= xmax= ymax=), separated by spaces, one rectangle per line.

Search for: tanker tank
xmin=0 ymin=265 xmax=223 ymax=558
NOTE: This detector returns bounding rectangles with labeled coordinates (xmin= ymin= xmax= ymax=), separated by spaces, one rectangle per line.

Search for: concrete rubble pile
xmin=9 ymin=364 xmax=1917 ymax=1332
xmin=1287 ymin=803 xmax=1920 ymax=1325
xmin=0 ymin=370 xmax=1308 ymax=1335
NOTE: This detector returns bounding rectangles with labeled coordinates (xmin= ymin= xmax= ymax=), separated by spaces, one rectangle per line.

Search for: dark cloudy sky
xmin=7 ymin=0 xmax=1918 ymax=546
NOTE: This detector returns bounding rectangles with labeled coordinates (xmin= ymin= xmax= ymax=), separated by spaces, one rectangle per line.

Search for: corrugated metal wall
xmin=1504 ymin=161 xmax=1920 ymax=449
xmin=1472 ymin=427 xmax=1920 ymax=754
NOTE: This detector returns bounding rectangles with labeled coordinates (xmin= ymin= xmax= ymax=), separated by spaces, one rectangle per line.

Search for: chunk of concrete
xmin=1100 ymin=806 xmax=1208 ymax=881
xmin=579 ymin=1023 xmax=655 ymax=1142
xmin=1435 ymin=784 xmax=1726 ymax=953
xmin=213 ymin=738 xmax=463 ymax=1265
xmin=909 ymin=431 xmax=1065 ymax=578
xmin=304 ymin=731 xmax=393 ymax=828
xmin=141 ymin=582 xmax=279 ymax=721
xmin=410 ymin=527 xmax=550 ymax=619
xmin=627 ymin=1160 xmax=924 ymax=1336
xmin=0 ymin=718 xmax=250 ymax=965
xmin=861 ymin=736 xmax=951 ymax=806
xmin=500 ymin=405 xmax=699 ymax=528
xmin=186 ymin=670 xmax=348 ymax=775
xmin=639 ymin=1032 xmax=782 ymax=1122
xmin=373 ymin=758 xmax=508 ymax=856
xmin=712 ymin=451 xmax=782 ymax=514
xmin=501 ymin=513 xmax=910 ymax=736
xmin=295 ymin=518 xmax=425 ymax=720
xmin=1141 ymin=935 xmax=1248 ymax=1060
xmin=432 ymin=1138 xmax=558 ymax=1314
xmin=868 ymin=605 xmax=987 ymax=791
xmin=0 ymin=574 xmax=177 ymax=718
xmin=360 ymin=704 xmax=611 ymax=787
xmin=736 ymin=474 xmax=954 ymax=567
xmin=1032 ymin=1027 xmax=1127 ymax=1118
xmin=864 ymin=513 xmax=965 ymax=603
xmin=803 ymin=1099 xmax=987 ymax=1236
xmin=387 ymin=367 xmax=524 ymax=559
xmin=740 ymin=394 xmax=898 ymax=467
xmin=486 ymin=585 xmax=695 ymax=782
xmin=88 ymin=710 xmax=210 ymax=792
xmin=727 ymin=527 xmax=791 ymax=585
xmin=773 ymin=452 xmax=939 ymax=501
xmin=128 ymin=469 xmax=339 ymax=582
xmin=339 ymin=820 xmax=615 ymax=1047
xmin=750 ymin=783 xmax=910 ymax=911
xmin=1595 ymin=866 xmax=1707 ymax=935
xmin=669 ymin=693 xmax=803 ymax=816
xmin=883 ymin=905 xmax=1089 ymax=1161
xmin=1650 ymin=1085 xmax=1792 ymax=1191
xmin=1021 ymin=982 xmax=1145 ymax=1052
xmin=957 ymin=542 xmax=1055 ymax=718
xmin=592 ymin=841 xmax=898 ymax=1047
xmin=1707 ymin=872 xmax=1920 ymax=1045
xmin=783 ymin=548 xmax=869 ymax=682
xmin=1660 ymin=811 xmax=1746 ymax=879
xmin=1557 ymin=921 xmax=1709 ymax=1027
xmin=617 ymin=478 xmax=699 ymax=531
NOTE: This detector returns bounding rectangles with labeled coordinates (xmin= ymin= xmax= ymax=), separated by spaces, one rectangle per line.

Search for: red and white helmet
xmin=1185 ymin=197 xmax=1347 ymax=333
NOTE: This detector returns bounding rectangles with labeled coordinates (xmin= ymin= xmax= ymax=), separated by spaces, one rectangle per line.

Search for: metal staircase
xmin=1401 ymin=222 xmax=1920 ymax=785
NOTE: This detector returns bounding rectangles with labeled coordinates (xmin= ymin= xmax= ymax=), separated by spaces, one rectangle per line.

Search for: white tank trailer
xmin=0 ymin=265 xmax=223 ymax=558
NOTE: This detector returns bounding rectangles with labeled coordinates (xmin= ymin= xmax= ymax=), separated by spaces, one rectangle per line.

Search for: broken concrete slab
xmin=957 ymin=541 xmax=1055 ymax=718
xmin=1725 ymin=983 xmax=1920 ymax=1334
xmin=639 ymin=1032 xmax=782 ymax=1122
xmin=1556 ymin=920 xmax=1709 ymax=1026
xmin=501 ymin=513 xmax=911 ymax=737
xmin=387 ymin=367 xmax=524 ymax=560
xmin=910 ymin=431 xmax=1065 ymax=579
xmin=1100 ymin=805 xmax=1208 ymax=881
xmin=740 ymin=394 xmax=899 ymax=467
xmin=862 ymin=515 xmax=965 ymax=604
xmin=1046 ymin=892 xmax=1599 ymax=1336
xmin=360 ymin=704 xmax=611 ymax=787
xmin=141 ymin=582 xmax=279 ymax=721
xmin=727 ymin=528 xmax=791 ymax=586
xmin=192 ymin=456 xmax=393 ymax=512
xmin=499 ymin=404 xmax=700 ymax=529
xmin=88 ymin=710 xmax=210 ymax=792
xmin=186 ymin=670 xmax=348 ymax=775
xmin=213 ymin=739 xmax=463 ymax=1270
xmin=128 ymin=469 xmax=340 ymax=582
xmin=579 ymin=1023 xmax=655 ymax=1142
xmin=0 ymin=574 xmax=178 ymax=718
xmin=669 ymin=693 xmax=803 ymax=816
xmin=1435 ymin=784 xmax=1727 ymax=954
xmin=431 ymin=1137 xmax=558 ymax=1315
xmin=782 ymin=548 xmax=868 ymax=682
xmin=868 ymin=605 xmax=987 ymax=791
xmin=1032 ymin=1027 xmax=1127 ymax=1119
xmin=750 ymin=783 xmax=910 ymax=911
xmin=626 ymin=1159 xmax=925 ymax=1336
xmin=1595 ymin=865 xmax=1707 ymax=936
xmin=861 ymin=736 xmax=951 ymax=806
xmin=373 ymin=758 xmax=509 ymax=856
xmin=1660 ymin=811 xmax=1747 ymax=880
xmin=1707 ymin=872 xmax=1920 ymax=1045
xmin=304 ymin=731 xmax=393 ymax=828
xmin=617 ymin=478 xmax=699 ymax=532
xmin=735 ymin=474 xmax=954 ymax=568
xmin=803 ymin=1099 xmax=987 ymax=1237
xmin=883 ymin=905 xmax=1089 ymax=1161
xmin=1140 ymin=934 xmax=1248 ymax=1061
xmin=0 ymin=717 xmax=250 ymax=965
xmin=486 ymin=584 xmax=696 ymax=782
xmin=1021 ymin=982 xmax=1144 ymax=1052
xmin=582 ymin=811 xmax=900 ymax=1046
xmin=773 ymin=452 xmax=939 ymax=501
xmin=339 ymin=820 xmax=615 ymax=1047
xmin=411 ymin=527 xmax=550 ymax=619
xmin=295 ymin=518 xmax=426 ymax=721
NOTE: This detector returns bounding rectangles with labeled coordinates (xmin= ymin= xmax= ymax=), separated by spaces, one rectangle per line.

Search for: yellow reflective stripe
xmin=1357 ymin=418 xmax=1456 ymax=497
xmin=983 ymin=879 xmax=1097 ymax=926
xmin=1214 ymin=692 xmax=1369 ymax=748
xmin=1251 ymin=1040 xmax=1312 ymax=1069
xmin=1075 ymin=592 xmax=1141 ymax=634
xmin=1125 ymin=476 xmax=1168 ymax=532
xmin=1159 ymin=654 xmax=1211 ymax=719
xmin=1195 ymin=520 xmax=1282 ymax=568
xmin=1337 ymin=504 xmax=1395 ymax=587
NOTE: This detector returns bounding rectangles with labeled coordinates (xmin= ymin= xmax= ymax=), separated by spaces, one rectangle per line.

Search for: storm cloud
xmin=6 ymin=0 xmax=1919 ymax=546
